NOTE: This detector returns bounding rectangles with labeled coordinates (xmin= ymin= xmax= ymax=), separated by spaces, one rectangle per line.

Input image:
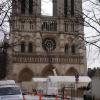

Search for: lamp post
xmin=62 ymin=87 xmax=65 ymax=100
xmin=75 ymin=74 xmax=79 ymax=99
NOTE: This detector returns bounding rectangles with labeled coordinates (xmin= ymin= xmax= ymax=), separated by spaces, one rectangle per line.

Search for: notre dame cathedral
xmin=8 ymin=0 xmax=87 ymax=82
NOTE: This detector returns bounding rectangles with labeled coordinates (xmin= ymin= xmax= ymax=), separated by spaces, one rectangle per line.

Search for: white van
xmin=0 ymin=80 xmax=23 ymax=100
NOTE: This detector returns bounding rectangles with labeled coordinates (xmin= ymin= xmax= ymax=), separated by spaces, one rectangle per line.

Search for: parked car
xmin=0 ymin=80 xmax=23 ymax=100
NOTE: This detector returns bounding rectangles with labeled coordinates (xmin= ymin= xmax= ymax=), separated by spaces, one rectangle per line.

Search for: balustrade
xmin=11 ymin=16 xmax=82 ymax=33
xmin=13 ymin=53 xmax=83 ymax=64
xmin=41 ymin=17 xmax=57 ymax=32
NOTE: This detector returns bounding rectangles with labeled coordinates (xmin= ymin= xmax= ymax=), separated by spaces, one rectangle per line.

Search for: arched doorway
xmin=18 ymin=68 xmax=34 ymax=82
xmin=65 ymin=67 xmax=78 ymax=76
xmin=41 ymin=65 xmax=57 ymax=77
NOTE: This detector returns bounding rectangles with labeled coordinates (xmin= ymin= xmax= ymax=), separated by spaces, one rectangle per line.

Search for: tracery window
xmin=28 ymin=42 xmax=33 ymax=53
xmin=64 ymin=0 xmax=68 ymax=16
xmin=64 ymin=0 xmax=74 ymax=16
xmin=71 ymin=0 xmax=74 ymax=16
xmin=21 ymin=42 xmax=25 ymax=52
xmin=65 ymin=44 xmax=69 ymax=54
xmin=71 ymin=23 xmax=74 ymax=32
xmin=29 ymin=0 xmax=33 ymax=14
xmin=21 ymin=0 xmax=26 ymax=14
xmin=30 ymin=22 xmax=34 ymax=30
xmin=64 ymin=22 xmax=68 ymax=32
xmin=21 ymin=22 xmax=24 ymax=30
xmin=71 ymin=44 xmax=75 ymax=54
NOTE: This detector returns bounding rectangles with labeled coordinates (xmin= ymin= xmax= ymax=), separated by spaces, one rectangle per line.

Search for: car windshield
xmin=0 ymin=87 xmax=21 ymax=95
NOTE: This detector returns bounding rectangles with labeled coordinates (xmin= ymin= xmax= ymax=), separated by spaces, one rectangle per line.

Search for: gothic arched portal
xmin=65 ymin=67 xmax=78 ymax=76
xmin=18 ymin=68 xmax=34 ymax=82
xmin=41 ymin=65 xmax=58 ymax=77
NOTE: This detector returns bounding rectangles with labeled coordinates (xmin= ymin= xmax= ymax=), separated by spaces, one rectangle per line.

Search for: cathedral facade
xmin=8 ymin=0 xmax=87 ymax=82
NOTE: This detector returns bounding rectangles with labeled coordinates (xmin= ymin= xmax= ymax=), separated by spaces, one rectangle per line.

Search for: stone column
xmin=58 ymin=18 xmax=64 ymax=33
xmin=35 ymin=33 xmax=42 ymax=52
xmin=59 ymin=34 xmax=64 ymax=52
xmin=53 ymin=0 xmax=57 ymax=16
xmin=36 ymin=0 xmax=41 ymax=16
xmin=57 ymin=0 xmax=64 ymax=16
xmin=75 ymin=0 xmax=82 ymax=16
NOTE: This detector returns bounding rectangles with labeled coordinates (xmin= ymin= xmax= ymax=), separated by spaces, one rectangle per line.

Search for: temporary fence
xmin=23 ymin=95 xmax=59 ymax=100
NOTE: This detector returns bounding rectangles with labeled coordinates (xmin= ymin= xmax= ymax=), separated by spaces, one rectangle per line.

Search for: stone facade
xmin=8 ymin=0 xmax=87 ymax=82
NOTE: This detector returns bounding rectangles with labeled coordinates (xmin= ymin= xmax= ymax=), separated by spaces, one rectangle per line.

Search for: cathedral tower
xmin=9 ymin=0 xmax=87 ymax=82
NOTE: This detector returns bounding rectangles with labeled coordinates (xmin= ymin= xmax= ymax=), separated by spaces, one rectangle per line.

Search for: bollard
xmin=56 ymin=95 xmax=58 ymax=100
xmin=23 ymin=95 xmax=26 ymax=100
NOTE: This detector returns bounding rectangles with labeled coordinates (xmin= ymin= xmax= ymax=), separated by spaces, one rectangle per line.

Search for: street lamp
xmin=75 ymin=74 xmax=79 ymax=98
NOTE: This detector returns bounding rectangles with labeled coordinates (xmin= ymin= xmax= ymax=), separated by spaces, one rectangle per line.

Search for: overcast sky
xmin=41 ymin=0 xmax=53 ymax=16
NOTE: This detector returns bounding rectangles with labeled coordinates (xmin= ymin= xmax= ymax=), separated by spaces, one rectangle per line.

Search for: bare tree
xmin=82 ymin=0 xmax=100 ymax=67
xmin=0 ymin=0 xmax=12 ymax=79
xmin=0 ymin=0 xmax=11 ymax=36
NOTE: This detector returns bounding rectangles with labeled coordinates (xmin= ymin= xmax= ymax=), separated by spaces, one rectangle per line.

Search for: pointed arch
xmin=64 ymin=0 xmax=68 ymax=16
xmin=71 ymin=44 xmax=76 ymax=54
xmin=65 ymin=43 xmax=69 ymax=54
xmin=29 ymin=0 xmax=33 ymax=14
xmin=21 ymin=41 xmax=26 ymax=52
xmin=71 ymin=0 xmax=74 ymax=16
xmin=64 ymin=0 xmax=74 ymax=16
xmin=21 ymin=0 xmax=26 ymax=14
xmin=28 ymin=42 xmax=33 ymax=53
xmin=18 ymin=68 xmax=34 ymax=82
xmin=65 ymin=67 xmax=78 ymax=76
xmin=53 ymin=0 xmax=57 ymax=16
xmin=41 ymin=65 xmax=57 ymax=77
